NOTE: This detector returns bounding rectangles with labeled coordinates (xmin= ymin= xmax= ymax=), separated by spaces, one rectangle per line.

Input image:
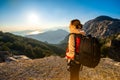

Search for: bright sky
xmin=0 ymin=0 xmax=120 ymax=32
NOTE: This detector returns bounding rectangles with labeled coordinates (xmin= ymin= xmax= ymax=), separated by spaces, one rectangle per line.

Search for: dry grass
xmin=0 ymin=56 xmax=120 ymax=80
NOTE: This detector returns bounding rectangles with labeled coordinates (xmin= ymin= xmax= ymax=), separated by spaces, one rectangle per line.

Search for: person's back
xmin=66 ymin=19 xmax=85 ymax=80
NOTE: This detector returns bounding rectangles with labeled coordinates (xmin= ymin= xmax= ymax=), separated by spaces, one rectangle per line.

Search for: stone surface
xmin=0 ymin=56 xmax=120 ymax=80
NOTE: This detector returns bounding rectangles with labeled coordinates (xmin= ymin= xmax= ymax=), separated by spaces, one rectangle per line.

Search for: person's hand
xmin=66 ymin=52 xmax=74 ymax=60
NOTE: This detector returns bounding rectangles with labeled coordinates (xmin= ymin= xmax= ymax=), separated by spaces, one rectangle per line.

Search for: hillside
xmin=100 ymin=33 xmax=120 ymax=61
xmin=26 ymin=29 xmax=69 ymax=44
xmin=0 ymin=56 xmax=120 ymax=80
xmin=0 ymin=31 xmax=65 ymax=60
xmin=84 ymin=15 xmax=120 ymax=38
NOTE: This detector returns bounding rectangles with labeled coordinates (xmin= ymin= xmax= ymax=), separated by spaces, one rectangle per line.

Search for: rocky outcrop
xmin=108 ymin=39 xmax=120 ymax=61
xmin=0 ymin=56 xmax=120 ymax=80
xmin=0 ymin=51 xmax=30 ymax=63
xmin=84 ymin=16 xmax=120 ymax=38
xmin=6 ymin=55 xmax=31 ymax=62
xmin=0 ymin=51 xmax=11 ymax=62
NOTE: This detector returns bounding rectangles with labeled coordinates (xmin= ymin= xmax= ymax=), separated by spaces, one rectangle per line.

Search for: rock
xmin=0 ymin=56 xmax=120 ymax=80
xmin=0 ymin=51 xmax=31 ymax=63
xmin=6 ymin=55 xmax=31 ymax=62
xmin=108 ymin=40 xmax=120 ymax=61
xmin=12 ymin=55 xmax=31 ymax=60
xmin=0 ymin=51 xmax=11 ymax=63
xmin=6 ymin=57 xmax=19 ymax=62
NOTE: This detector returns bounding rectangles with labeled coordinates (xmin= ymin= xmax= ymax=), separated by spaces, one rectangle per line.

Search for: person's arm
xmin=66 ymin=34 xmax=75 ymax=60
xmin=79 ymin=30 xmax=86 ymax=36
xmin=70 ymin=26 xmax=86 ymax=35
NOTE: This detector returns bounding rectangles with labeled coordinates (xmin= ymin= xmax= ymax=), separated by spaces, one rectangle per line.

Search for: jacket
xmin=66 ymin=25 xmax=86 ymax=60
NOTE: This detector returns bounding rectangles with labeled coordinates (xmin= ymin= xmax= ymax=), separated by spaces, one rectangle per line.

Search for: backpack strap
xmin=69 ymin=33 xmax=84 ymax=38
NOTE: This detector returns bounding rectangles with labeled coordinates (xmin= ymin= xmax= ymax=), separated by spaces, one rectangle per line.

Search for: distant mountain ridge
xmin=94 ymin=16 xmax=119 ymax=21
xmin=84 ymin=15 xmax=120 ymax=37
xmin=26 ymin=29 xmax=69 ymax=44
xmin=0 ymin=31 xmax=65 ymax=60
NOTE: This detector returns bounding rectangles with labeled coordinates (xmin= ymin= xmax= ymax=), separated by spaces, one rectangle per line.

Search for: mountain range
xmin=13 ymin=15 xmax=120 ymax=44
xmin=0 ymin=31 xmax=65 ymax=61
xmin=26 ymin=29 xmax=69 ymax=44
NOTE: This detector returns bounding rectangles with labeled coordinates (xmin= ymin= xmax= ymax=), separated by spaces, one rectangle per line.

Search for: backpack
xmin=71 ymin=33 xmax=101 ymax=68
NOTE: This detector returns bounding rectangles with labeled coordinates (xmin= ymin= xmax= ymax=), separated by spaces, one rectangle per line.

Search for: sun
xmin=26 ymin=12 xmax=40 ymax=25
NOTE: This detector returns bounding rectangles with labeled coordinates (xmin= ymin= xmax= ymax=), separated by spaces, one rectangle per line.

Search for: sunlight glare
xmin=27 ymin=12 xmax=40 ymax=25
xmin=28 ymin=31 xmax=41 ymax=35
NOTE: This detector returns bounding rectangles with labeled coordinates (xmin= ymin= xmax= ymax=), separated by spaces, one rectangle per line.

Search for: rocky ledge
xmin=0 ymin=56 xmax=120 ymax=80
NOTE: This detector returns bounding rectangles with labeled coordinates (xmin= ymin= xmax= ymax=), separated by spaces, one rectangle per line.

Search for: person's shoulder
xmin=69 ymin=33 xmax=76 ymax=36
xmin=69 ymin=33 xmax=76 ymax=38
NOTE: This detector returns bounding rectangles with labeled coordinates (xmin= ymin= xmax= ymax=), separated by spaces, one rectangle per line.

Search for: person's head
xmin=70 ymin=19 xmax=83 ymax=29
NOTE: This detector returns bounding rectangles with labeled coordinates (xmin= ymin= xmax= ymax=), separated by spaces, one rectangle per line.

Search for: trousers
xmin=69 ymin=61 xmax=81 ymax=80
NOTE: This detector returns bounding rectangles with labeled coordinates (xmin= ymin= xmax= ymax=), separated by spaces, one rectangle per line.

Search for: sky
xmin=0 ymin=0 xmax=120 ymax=33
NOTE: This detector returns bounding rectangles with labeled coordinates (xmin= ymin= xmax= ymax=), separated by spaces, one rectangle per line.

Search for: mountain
xmin=0 ymin=31 xmax=65 ymax=60
xmin=26 ymin=29 xmax=69 ymax=44
xmin=11 ymin=30 xmax=34 ymax=36
xmin=0 ymin=56 xmax=120 ymax=80
xmin=84 ymin=15 xmax=120 ymax=38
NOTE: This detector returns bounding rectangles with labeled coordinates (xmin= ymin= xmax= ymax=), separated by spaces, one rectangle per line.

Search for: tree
xmin=0 ymin=45 xmax=10 ymax=51
xmin=33 ymin=47 xmax=45 ymax=58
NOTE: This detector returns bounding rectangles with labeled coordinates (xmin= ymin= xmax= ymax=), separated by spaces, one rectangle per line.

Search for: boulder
xmin=0 ymin=51 xmax=11 ymax=62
